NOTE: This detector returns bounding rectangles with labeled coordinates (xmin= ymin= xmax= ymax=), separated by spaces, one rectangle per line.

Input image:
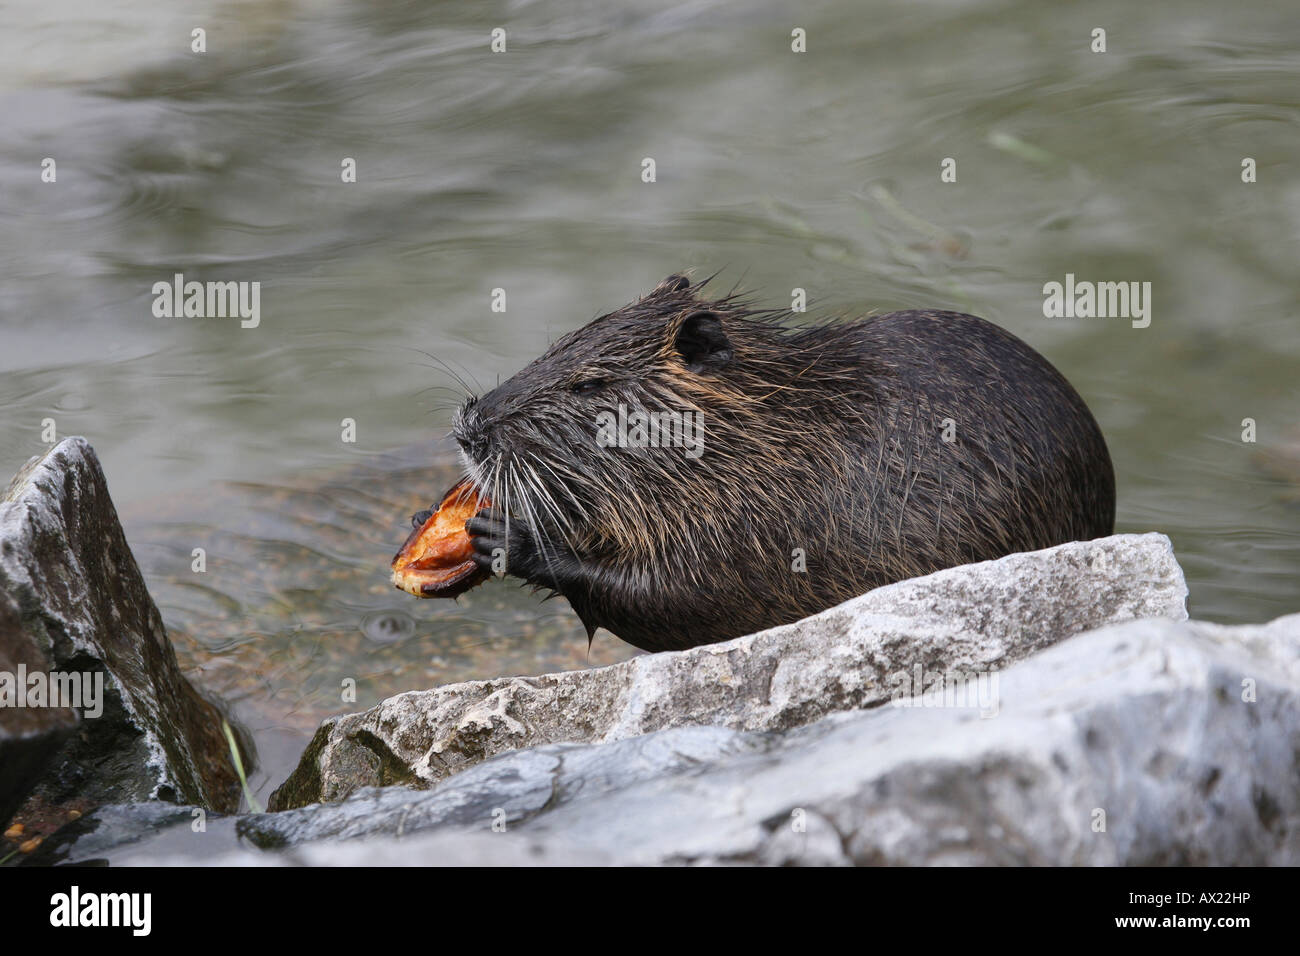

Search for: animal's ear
xmin=672 ymin=311 xmax=732 ymax=372
xmin=650 ymin=274 xmax=693 ymax=297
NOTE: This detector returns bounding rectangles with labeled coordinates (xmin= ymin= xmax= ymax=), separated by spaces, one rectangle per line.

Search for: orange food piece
xmin=390 ymin=478 xmax=491 ymax=598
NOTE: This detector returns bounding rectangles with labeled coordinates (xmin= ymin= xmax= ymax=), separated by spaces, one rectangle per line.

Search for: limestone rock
xmin=43 ymin=614 xmax=1298 ymax=866
xmin=270 ymin=532 xmax=1187 ymax=809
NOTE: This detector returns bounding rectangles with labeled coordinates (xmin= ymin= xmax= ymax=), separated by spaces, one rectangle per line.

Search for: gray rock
xmin=271 ymin=532 xmax=1187 ymax=809
xmin=126 ymin=826 xmax=612 ymax=866
xmin=23 ymin=797 xmax=610 ymax=866
xmin=16 ymin=801 xmax=229 ymax=866
xmin=59 ymin=613 xmax=1299 ymax=866
xmin=0 ymin=437 xmax=246 ymax=819
xmin=252 ymin=725 xmax=762 ymax=846
xmin=0 ymin=590 xmax=79 ymax=826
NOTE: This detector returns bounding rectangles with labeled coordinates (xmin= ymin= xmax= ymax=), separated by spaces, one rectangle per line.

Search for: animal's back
xmin=809 ymin=309 xmax=1115 ymax=597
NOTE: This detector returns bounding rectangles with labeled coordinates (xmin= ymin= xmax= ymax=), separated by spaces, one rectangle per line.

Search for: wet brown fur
xmin=452 ymin=275 xmax=1116 ymax=652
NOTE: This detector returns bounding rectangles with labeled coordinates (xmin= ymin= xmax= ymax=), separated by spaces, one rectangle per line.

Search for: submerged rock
xmin=0 ymin=437 xmax=247 ymax=826
xmin=42 ymin=613 xmax=1300 ymax=866
xmin=270 ymin=532 xmax=1187 ymax=810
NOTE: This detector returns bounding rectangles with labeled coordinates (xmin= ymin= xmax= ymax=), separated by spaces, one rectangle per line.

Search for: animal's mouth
xmin=389 ymin=477 xmax=491 ymax=598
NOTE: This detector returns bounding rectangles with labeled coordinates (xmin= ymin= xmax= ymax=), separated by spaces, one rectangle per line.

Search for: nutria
xmin=437 ymin=274 xmax=1114 ymax=653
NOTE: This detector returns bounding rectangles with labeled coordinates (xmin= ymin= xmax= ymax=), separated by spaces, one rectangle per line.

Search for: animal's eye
xmin=571 ymin=378 xmax=607 ymax=396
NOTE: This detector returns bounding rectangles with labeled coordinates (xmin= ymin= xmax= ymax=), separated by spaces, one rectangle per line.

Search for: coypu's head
xmin=451 ymin=274 xmax=813 ymax=556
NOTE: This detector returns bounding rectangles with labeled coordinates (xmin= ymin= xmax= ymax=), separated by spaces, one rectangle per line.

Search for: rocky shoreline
xmin=4 ymin=438 xmax=1298 ymax=866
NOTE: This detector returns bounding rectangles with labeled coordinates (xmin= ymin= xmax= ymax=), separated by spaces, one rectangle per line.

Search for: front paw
xmin=465 ymin=508 xmax=541 ymax=580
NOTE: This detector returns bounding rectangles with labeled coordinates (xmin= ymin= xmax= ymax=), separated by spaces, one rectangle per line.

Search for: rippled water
xmin=2 ymin=0 xmax=1298 ymax=799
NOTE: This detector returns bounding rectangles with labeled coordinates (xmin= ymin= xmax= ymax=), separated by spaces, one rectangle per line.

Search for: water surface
xmin=2 ymin=0 xmax=1298 ymax=800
